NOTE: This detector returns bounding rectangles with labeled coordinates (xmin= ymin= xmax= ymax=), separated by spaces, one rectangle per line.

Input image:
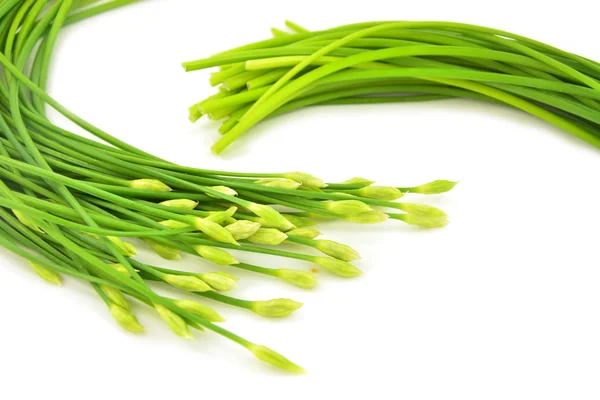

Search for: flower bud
xmin=356 ymin=186 xmax=403 ymax=201
xmin=250 ymin=298 xmax=303 ymax=317
xmin=247 ymin=228 xmax=288 ymax=245
xmin=29 ymin=261 xmax=62 ymax=285
xmin=409 ymin=180 xmax=458 ymax=194
xmin=254 ymin=178 xmax=301 ymax=189
xmin=397 ymin=213 xmax=449 ymax=228
xmin=193 ymin=217 xmax=239 ymax=245
xmin=100 ymin=284 xmax=131 ymax=311
xmin=107 ymin=236 xmax=137 ymax=257
xmin=14 ymin=210 xmax=43 ymax=233
xmin=247 ymin=203 xmax=295 ymax=231
xmin=325 ymin=200 xmax=372 ymax=215
xmin=286 ymin=228 xmax=321 ymax=239
xmin=172 ymin=299 xmax=225 ymax=322
xmin=274 ymin=269 xmax=318 ymax=289
xmin=158 ymin=199 xmax=198 ymax=210
xmin=143 ymin=239 xmax=181 ymax=260
xmin=225 ymin=220 xmax=261 ymax=240
xmin=194 ymin=245 xmax=238 ymax=265
xmin=107 ymin=263 xmax=131 ymax=276
xmin=282 ymin=171 xmax=326 ymax=189
xmin=313 ymin=257 xmax=363 ymax=277
xmin=397 ymin=203 xmax=447 ymax=217
xmin=205 ymin=206 xmax=237 ymax=224
xmin=198 ymin=272 xmax=238 ymax=291
xmin=158 ymin=220 xmax=189 ymax=229
xmin=163 ymin=274 xmax=213 ymax=292
xmin=341 ymin=177 xmax=374 ymax=187
xmin=109 ymin=304 xmax=145 ymax=333
xmin=155 ymin=304 xmax=193 ymax=339
xmin=129 ymin=179 xmax=172 ymax=192
xmin=314 ymin=240 xmax=361 ymax=261
xmin=247 ymin=343 xmax=305 ymax=373
xmin=207 ymin=186 xmax=237 ymax=198
xmin=345 ymin=210 xmax=388 ymax=224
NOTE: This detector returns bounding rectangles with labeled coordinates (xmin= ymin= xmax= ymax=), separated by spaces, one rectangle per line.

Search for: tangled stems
xmin=183 ymin=21 xmax=600 ymax=153
xmin=0 ymin=3 xmax=455 ymax=372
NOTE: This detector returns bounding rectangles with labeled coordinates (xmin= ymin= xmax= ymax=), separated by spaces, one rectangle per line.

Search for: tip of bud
xmin=250 ymin=298 xmax=303 ymax=317
xmin=344 ymin=210 xmax=389 ymax=224
xmin=164 ymin=274 xmax=213 ymax=292
xmin=286 ymin=228 xmax=322 ymax=239
xmin=315 ymin=240 xmax=361 ymax=262
xmin=155 ymin=304 xmax=193 ymax=339
xmin=341 ymin=177 xmax=375 ymax=187
xmin=101 ymin=284 xmax=131 ymax=311
xmin=225 ymin=220 xmax=261 ymax=240
xmin=194 ymin=245 xmax=239 ymax=265
xmin=205 ymin=206 xmax=238 ymax=224
xmin=247 ymin=228 xmax=288 ymax=245
xmin=313 ymin=257 xmax=363 ymax=277
xmin=358 ymin=186 xmax=404 ymax=201
xmin=326 ymin=200 xmax=372 ymax=215
xmin=173 ymin=300 xmax=225 ymax=322
xmin=282 ymin=171 xmax=327 ymax=189
xmin=14 ymin=210 xmax=43 ymax=233
xmin=198 ymin=272 xmax=239 ymax=291
xmin=143 ymin=239 xmax=181 ymax=260
xmin=247 ymin=343 xmax=305 ymax=373
xmin=397 ymin=213 xmax=449 ymax=228
xmin=108 ymin=236 xmax=137 ymax=257
xmin=193 ymin=218 xmax=240 ymax=245
xmin=275 ymin=269 xmax=319 ymax=289
xmin=397 ymin=203 xmax=447 ymax=217
xmin=410 ymin=180 xmax=458 ymax=194
xmin=158 ymin=220 xmax=190 ymax=229
xmin=158 ymin=199 xmax=198 ymax=210
xmin=248 ymin=203 xmax=295 ymax=231
xmin=129 ymin=179 xmax=172 ymax=192
xmin=254 ymin=178 xmax=301 ymax=190
xmin=107 ymin=263 xmax=131 ymax=276
xmin=207 ymin=186 xmax=238 ymax=198
xmin=109 ymin=304 xmax=145 ymax=333
xmin=29 ymin=261 xmax=62 ymax=285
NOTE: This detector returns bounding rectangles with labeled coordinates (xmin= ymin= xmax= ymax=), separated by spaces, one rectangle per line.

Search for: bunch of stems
xmin=0 ymin=2 xmax=454 ymax=372
xmin=184 ymin=20 xmax=600 ymax=154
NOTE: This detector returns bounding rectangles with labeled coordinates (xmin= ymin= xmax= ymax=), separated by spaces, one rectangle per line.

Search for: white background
xmin=1 ymin=0 xmax=600 ymax=398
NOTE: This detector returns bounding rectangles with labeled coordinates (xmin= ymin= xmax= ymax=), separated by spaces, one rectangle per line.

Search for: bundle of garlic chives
xmin=183 ymin=21 xmax=600 ymax=154
xmin=0 ymin=1 xmax=454 ymax=372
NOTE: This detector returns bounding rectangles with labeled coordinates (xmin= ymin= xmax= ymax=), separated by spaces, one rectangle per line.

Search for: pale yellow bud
xmin=225 ymin=220 xmax=261 ymax=240
xmin=250 ymin=298 xmax=303 ymax=317
xmin=155 ymin=304 xmax=193 ymax=339
xmin=109 ymin=304 xmax=145 ymax=333
xmin=143 ymin=239 xmax=180 ymax=260
xmin=194 ymin=245 xmax=238 ymax=265
xmin=247 ymin=228 xmax=288 ymax=245
xmin=313 ymin=257 xmax=363 ymax=277
xmin=286 ymin=228 xmax=322 ymax=239
xmin=129 ymin=179 xmax=172 ymax=192
xmin=254 ymin=178 xmax=301 ymax=189
xmin=172 ymin=300 xmax=225 ymax=322
xmin=163 ymin=274 xmax=213 ymax=292
xmin=345 ymin=211 xmax=389 ymax=224
xmin=274 ymin=269 xmax=318 ymax=289
xmin=158 ymin=199 xmax=198 ymax=210
xmin=282 ymin=172 xmax=326 ymax=189
xmin=29 ymin=261 xmax=62 ymax=285
xmin=247 ymin=343 xmax=305 ymax=373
